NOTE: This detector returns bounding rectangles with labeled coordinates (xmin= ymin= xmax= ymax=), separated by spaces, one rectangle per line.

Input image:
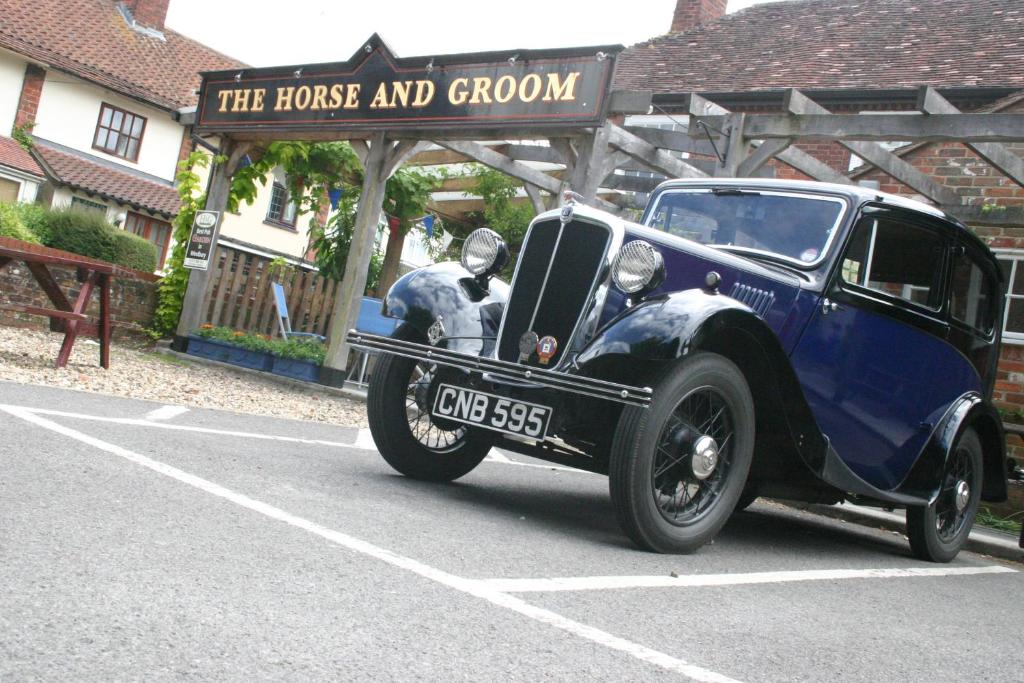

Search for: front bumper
xmin=346 ymin=330 xmax=652 ymax=408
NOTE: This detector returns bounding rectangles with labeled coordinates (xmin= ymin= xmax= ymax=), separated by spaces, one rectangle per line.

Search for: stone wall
xmin=0 ymin=262 xmax=158 ymax=337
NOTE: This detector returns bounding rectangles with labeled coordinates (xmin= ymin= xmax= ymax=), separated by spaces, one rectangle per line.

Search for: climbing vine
xmin=152 ymin=140 xmax=439 ymax=337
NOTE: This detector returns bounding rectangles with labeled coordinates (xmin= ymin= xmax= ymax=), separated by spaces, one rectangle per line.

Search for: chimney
xmin=123 ymin=0 xmax=170 ymax=30
xmin=670 ymin=0 xmax=727 ymax=33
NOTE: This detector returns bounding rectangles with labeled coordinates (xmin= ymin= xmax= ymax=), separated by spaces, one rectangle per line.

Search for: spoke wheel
xmin=610 ymin=353 xmax=755 ymax=553
xmin=906 ymin=428 xmax=983 ymax=562
xmin=367 ymin=341 xmax=493 ymax=482
xmin=651 ymin=387 xmax=736 ymax=526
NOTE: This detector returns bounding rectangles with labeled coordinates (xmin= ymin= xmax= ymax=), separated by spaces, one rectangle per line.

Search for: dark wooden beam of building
xmin=623 ymin=125 xmax=719 ymax=157
xmin=918 ymin=86 xmax=1024 ymax=188
xmin=785 ymin=89 xmax=960 ymax=205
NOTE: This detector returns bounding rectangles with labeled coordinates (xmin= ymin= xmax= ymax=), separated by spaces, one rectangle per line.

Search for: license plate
xmin=431 ymin=384 xmax=551 ymax=439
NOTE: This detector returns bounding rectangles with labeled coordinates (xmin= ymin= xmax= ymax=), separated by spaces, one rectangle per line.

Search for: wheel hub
xmin=690 ymin=435 xmax=719 ymax=480
xmin=954 ymin=479 xmax=970 ymax=513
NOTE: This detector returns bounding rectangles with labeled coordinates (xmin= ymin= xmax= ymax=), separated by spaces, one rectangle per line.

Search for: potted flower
xmin=187 ymin=325 xmax=273 ymax=371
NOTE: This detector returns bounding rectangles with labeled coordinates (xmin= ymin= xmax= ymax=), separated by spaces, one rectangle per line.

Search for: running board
xmin=346 ymin=330 xmax=652 ymax=408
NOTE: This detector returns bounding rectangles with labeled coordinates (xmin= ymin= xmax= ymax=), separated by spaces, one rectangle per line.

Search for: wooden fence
xmin=200 ymin=244 xmax=339 ymax=336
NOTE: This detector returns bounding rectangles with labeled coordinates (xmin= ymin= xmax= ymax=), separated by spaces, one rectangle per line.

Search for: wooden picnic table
xmin=0 ymin=236 xmax=138 ymax=368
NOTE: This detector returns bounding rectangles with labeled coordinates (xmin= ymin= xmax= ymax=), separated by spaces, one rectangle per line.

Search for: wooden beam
xmin=523 ymin=184 xmax=546 ymax=214
xmin=601 ymin=173 xmax=662 ymax=193
xmin=737 ymin=138 xmax=793 ymax=176
xmin=715 ymin=113 xmax=748 ymax=177
xmin=435 ymin=140 xmax=561 ymax=194
xmin=349 ymin=140 xmax=369 ymax=166
xmin=918 ymin=86 xmax=1024 ymax=188
xmin=406 ymin=148 xmax=470 ymax=166
xmin=607 ymin=123 xmax=709 ymax=179
xmin=623 ymin=125 xmax=719 ymax=157
xmin=785 ymin=89 xmax=960 ymax=204
xmin=384 ymin=140 xmax=432 ymax=175
xmin=693 ymin=112 xmax=1024 ymax=143
xmin=504 ymin=144 xmax=567 ymax=165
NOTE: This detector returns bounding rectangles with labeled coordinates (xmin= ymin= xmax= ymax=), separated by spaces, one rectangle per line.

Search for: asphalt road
xmin=1 ymin=380 xmax=1021 ymax=682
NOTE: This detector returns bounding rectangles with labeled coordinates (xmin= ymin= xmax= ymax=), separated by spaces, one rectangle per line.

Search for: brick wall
xmin=0 ymin=263 xmax=158 ymax=337
xmin=14 ymin=63 xmax=44 ymax=130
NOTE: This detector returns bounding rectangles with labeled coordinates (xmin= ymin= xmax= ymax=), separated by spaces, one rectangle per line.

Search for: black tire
xmin=367 ymin=351 xmax=494 ymax=482
xmin=906 ymin=428 xmax=983 ymax=563
xmin=609 ymin=352 xmax=755 ymax=553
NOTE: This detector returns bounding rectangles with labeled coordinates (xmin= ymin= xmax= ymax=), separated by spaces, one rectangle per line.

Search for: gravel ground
xmin=0 ymin=325 xmax=367 ymax=427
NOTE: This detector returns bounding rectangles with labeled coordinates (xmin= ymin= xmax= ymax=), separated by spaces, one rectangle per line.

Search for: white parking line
xmin=0 ymin=405 xmax=594 ymax=476
xmin=143 ymin=405 xmax=190 ymax=422
xmin=473 ymin=565 xmax=1017 ymax=593
xmin=0 ymin=404 xmax=740 ymax=683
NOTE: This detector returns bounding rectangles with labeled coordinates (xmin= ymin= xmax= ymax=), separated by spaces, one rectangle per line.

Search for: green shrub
xmin=11 ymin=202 xmax=51 ymax=242
xmin=111 ymin=229 xmax=157 ymax=272
xmin=36 ymin=207 xmax=156 ymax=271
xmin=42 ymin=208 xmax=119 ymax=261
xmin=0 ymin=202 xmax=40 ymax=244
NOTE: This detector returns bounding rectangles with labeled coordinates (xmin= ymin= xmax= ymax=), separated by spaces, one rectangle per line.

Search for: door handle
xmin=822 ymin=297 xmax=843 ymax=315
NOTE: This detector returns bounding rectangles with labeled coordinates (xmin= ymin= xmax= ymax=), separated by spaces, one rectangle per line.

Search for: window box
xmin=186 ymin=335 xmax=273 ymax=371
xmin=270 ymin=355 xmax=321 ymax=382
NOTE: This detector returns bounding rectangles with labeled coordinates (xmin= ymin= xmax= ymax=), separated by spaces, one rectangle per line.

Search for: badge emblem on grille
xmin=536 ymin=335 xmax=558 ymax=364
xmin=427 ymin=316 xmax=446 ymax=346
xmin=560 ymin=204 xmax=573 ymax=224
xmin=518 ymin=330 xmax=539 ymax=362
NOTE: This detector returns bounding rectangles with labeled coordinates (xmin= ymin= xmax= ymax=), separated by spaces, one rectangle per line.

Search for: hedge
xmin=0 ymin=202 xmax=40 ymax=244
xmin=20 ymin=206 xmax=158 ymax=272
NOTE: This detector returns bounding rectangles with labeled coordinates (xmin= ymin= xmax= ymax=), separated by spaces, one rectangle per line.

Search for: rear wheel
xmin=367 ymin=350 xmax=493 ymax=482
xmin=610 ymin=353 xmax=755 ymax=553
xmin=906 ymin=428 xmax=983 ymax=562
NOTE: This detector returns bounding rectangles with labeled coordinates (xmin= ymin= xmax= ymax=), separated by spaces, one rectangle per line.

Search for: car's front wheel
xmin=906 ymin=428 xmax=983 ymax=562
xmin=609 ymin=352 xmax=755 ymax=553
xmin=367 ymin=346 xmax=494 ymax=482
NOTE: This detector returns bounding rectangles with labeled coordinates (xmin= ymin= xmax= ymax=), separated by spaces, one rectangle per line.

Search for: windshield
xmin=644 ymin=189 xmax=847 ymax=265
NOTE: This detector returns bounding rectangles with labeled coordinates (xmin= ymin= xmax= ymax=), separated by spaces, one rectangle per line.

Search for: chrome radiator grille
xmin=497 ymin=218 xmax=611 ymax=367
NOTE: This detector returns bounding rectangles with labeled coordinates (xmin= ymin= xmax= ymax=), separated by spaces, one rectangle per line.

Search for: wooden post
xmin=172 ymin=138 xmax=243 ymax=350
xmin=320 ymin=132 xmax=391 ymax=385
xmin=715 ymin=113 xmax=748 ymax=177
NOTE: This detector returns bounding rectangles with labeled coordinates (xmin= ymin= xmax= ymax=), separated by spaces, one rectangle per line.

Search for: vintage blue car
xmin=348 ymin=178 xmax=1009 ymax=562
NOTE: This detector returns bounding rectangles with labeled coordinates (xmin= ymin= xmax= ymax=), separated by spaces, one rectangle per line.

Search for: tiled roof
xmin=32 ymin=141 xmax=179 ymax=217
xmin=614 ymin=0 xmax=1024 ymax=94
xmin=0 ymin=136 xmax=43 ymax=177
xmin=0 ymin=0 xmax=244 ymax=111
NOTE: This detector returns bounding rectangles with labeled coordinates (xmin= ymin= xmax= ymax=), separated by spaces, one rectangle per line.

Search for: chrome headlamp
xmin=612 ymin=240 xmax=666 ymax=295
xmin=461 ymin=228 xmax=509 ymax=279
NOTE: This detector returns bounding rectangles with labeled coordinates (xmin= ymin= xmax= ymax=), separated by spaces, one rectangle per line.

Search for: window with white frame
xmin=995 ymin=251 xmax=1024 ymax=343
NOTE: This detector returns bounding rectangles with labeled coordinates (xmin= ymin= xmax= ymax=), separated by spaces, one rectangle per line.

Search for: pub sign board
xmin=195 ymin=34 xmax=621 ymax=136
xmin=183 ymin=210 xmax=221 ymax=271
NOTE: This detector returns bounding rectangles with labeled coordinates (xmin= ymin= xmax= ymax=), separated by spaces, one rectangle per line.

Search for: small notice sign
xmin=183 ymin=210 xmax=221 ymax=271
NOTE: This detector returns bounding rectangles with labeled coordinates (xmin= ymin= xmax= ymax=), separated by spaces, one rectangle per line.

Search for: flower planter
xmin=270 ymin=355 xmax=321 ymax=382
xmin=187 ymin=335 xmax=273 ymax=371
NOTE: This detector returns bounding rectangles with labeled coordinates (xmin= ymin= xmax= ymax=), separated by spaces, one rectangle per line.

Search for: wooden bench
xmin=0 ymin=236 xmax=143 ymax=368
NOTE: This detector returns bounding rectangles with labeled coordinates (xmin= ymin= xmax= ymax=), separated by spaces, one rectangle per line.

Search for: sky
xmin=164 ymin=0 xmax=790 ymax=67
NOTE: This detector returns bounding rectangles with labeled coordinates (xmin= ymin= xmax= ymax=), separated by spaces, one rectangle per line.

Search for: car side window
xmin=950 ymin=247 xmax=996 ymax=335
xmin=840 ymin=216 xmax=946 ymax=310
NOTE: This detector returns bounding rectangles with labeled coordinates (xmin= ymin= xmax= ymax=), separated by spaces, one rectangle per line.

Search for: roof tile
xmin=0 ymin=136 xmax=44 ymax=177
xmin=614 ymin=0 xmax=1024 ymax=93
xmin=33 ymin=142 xmax=179 ymax=216
xmin=0 ymin=0 xmax=244 ymax=110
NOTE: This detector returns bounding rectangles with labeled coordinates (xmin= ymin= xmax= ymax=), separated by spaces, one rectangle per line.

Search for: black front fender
xmin=575 ymin=289 xmax=837 ymax=498
xmin=383 ymin=262 xmax=509 ymax=355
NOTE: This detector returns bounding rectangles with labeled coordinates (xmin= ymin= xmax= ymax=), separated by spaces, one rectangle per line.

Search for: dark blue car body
xmin=352 ymin=178 xmax=1008 ymax=556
